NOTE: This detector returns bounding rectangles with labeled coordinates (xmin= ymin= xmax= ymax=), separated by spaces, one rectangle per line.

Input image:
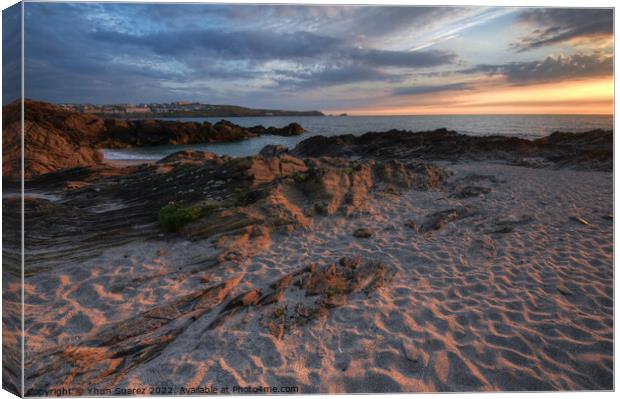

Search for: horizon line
xmin=3 ymin=98 xmax=614 ymax=118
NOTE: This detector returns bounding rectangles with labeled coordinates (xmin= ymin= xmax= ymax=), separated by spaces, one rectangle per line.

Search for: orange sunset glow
xmin=340 ymin=77 xmax=614 ymax=115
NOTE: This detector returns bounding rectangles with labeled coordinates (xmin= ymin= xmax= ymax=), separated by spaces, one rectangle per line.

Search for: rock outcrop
xmin=259 ymin=144 xmax=288 ymax=157
xmin=292 ymin=128 xmax=613 ymax=171
xmin=100 ymin=120 xmax=303 ymax=148
xmin=17 ymin=151 xmax=447 ymax=271
xmin=3 ymin=101 xmax=105 ymax=179
xmin=248 ymin=122 xmax=304 ymax=136
xmin=24 ymin=255 xmax=394 ymax=393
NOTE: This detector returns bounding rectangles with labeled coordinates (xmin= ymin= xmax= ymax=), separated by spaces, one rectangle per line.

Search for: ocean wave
xmin=103 ymin=150 xmax=164 ymax=160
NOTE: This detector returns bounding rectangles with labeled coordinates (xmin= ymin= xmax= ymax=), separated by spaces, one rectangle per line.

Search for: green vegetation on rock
xmin=157 ymin=202 xmax=207 ymax=232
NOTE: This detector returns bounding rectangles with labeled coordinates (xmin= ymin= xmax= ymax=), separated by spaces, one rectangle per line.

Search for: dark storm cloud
xmin=464 ymin=53 xmax=612 ymax=84
xmin=348 ymin=48 xmax=456 ymax=68
xmin=89 ymin=28 xmax=456 ymax=69
xmin=512 ymin=8 xmax=613 ymax=51
xmin=89 ymin=28 xmax=341 ymax=60
xmin=393 ymin=82 xmax=474 ymax=96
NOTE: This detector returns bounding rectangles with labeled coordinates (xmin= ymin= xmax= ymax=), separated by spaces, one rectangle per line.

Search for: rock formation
xmin=16 ymin=150 xmax=447 ymax=272
xmin=291 ymin=128 xmax=613 ymax=171
xmin=24 ymin=255 xmax=394 ymax=394
xmin=3 ymin=101 xmax=104 ymax=179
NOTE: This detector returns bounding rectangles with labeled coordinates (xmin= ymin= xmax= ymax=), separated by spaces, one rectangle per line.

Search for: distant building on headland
xmin=124 ymin=106 xmax=150 ymax=113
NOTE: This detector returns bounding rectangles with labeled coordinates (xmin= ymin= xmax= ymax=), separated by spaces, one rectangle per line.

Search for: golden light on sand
xmin=340 ymin=77 xmax=613 ymax=115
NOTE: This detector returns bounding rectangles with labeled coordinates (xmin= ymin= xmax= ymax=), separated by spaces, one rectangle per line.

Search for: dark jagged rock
xmin=353 ymin=228 xmax=373 ymax=238
xmin=101 ymin=119 xmax=299 ymax=148
xmin=209 ymin=256 xmax=396 ymax=338
xmin=259 ymin=144 xmax=288 ymax=157
xmin=450 ymin=186 xmax=491 ymax=199
xmin=249 ymin=122 xmax=304 ymax=136
xmin=291 ymin=128 xmax=612 ymax=171
xmin=419 ymin=206 xmax=479 ymax=233
xmin=156 ymin=150 xmax=220 ymax=164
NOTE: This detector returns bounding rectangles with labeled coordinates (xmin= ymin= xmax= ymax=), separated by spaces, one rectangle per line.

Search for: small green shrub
xmin=233 ymin=187 xmax=254 ymax=206
xmin=201 ymin=200 xmax=223 ymax=212
xmin=158 ymin=202 xmax=204 ymax=232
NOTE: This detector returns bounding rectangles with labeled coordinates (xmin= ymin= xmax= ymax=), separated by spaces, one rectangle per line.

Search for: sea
xmin=103 ymin=114 xmax=613 ymax=160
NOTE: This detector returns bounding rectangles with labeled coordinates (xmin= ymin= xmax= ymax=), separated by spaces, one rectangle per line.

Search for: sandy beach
xmin=12 ymin=160 xmax=612 ymax=393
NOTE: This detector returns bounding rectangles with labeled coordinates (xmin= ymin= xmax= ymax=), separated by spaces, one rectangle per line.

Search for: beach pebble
xmin=353 ymin=228 xmax=373 ymax=238
xmin=557 ymin=283 xmax=573 ymax=296
xmin=404 ymin=220 xmax=418 ymax=230
xmin=570 ymin=216 xmax=589 ymax=225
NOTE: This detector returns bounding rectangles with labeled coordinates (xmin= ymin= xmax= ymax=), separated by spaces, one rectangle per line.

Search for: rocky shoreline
xmin=2 ymin=100 xmax=612 ymax=180
xmin=2 ymin=100 xmax=303 ymax=178
xmin=290 ymin=127 xmax=612 ymax=171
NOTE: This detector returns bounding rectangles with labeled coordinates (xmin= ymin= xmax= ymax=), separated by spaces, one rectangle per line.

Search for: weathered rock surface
xmin=156 ymin=150 xmax=220 ymax=164
xmin=419 ymin=206 xmax=479 ymax=233
xmin=259 ymin=144 xmax=288 ymax=157
xmin=25 ymin=255 xmax=394 ymax=393
xmin=450 ymin=185 xmax=491 ymax=199
xmin=249 ymin=122 xmax=304 ymax=136
xmin=14 ymin=152 xmax=447 ymax=273
xmin=25 ymin=274 xmax=245 ymax=394
xmin=211 ymin=256 xmax=396 ymax=337
xmin=3 ymin=102 xmax=105 ymax=179
xmin=291 ymin=128 xmax=613 ymax=171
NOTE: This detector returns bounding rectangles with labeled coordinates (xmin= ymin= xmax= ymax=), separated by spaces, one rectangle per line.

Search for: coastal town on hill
xmin=58 ymin=101 xmax=326 ymax=117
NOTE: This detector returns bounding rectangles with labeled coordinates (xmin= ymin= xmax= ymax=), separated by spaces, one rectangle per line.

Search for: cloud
xmin=89 ymin=27 xmax=457 ymax=70
xmin=273 ymin=64 xmax=404 ymax=89
xmin=90 ymin=28 xmax=340 ymax=61
xmin=464 ymin=52 xmax=612 ymax=84
xmin=512 ymin=8 xmax=613 ymax=51
xmin=348 ymin=48 xmax=457 ymax=68
xmin=394 ymin=82 xmax=474 ymax=96
xmin=343 ymin=6 xmax=462 ymax=37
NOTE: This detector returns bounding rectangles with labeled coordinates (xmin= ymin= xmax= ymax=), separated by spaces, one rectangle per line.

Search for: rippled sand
xmin=20 ymin=162 xmax=613 ymax=393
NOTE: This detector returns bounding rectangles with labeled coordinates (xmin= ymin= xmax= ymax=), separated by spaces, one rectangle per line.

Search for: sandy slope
xmin=21 ymin=162 xmax=613 ymax=393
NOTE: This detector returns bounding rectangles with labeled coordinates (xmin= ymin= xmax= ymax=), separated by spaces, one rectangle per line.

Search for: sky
xmin=4 ymin=2 xmax=614 ymax=114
